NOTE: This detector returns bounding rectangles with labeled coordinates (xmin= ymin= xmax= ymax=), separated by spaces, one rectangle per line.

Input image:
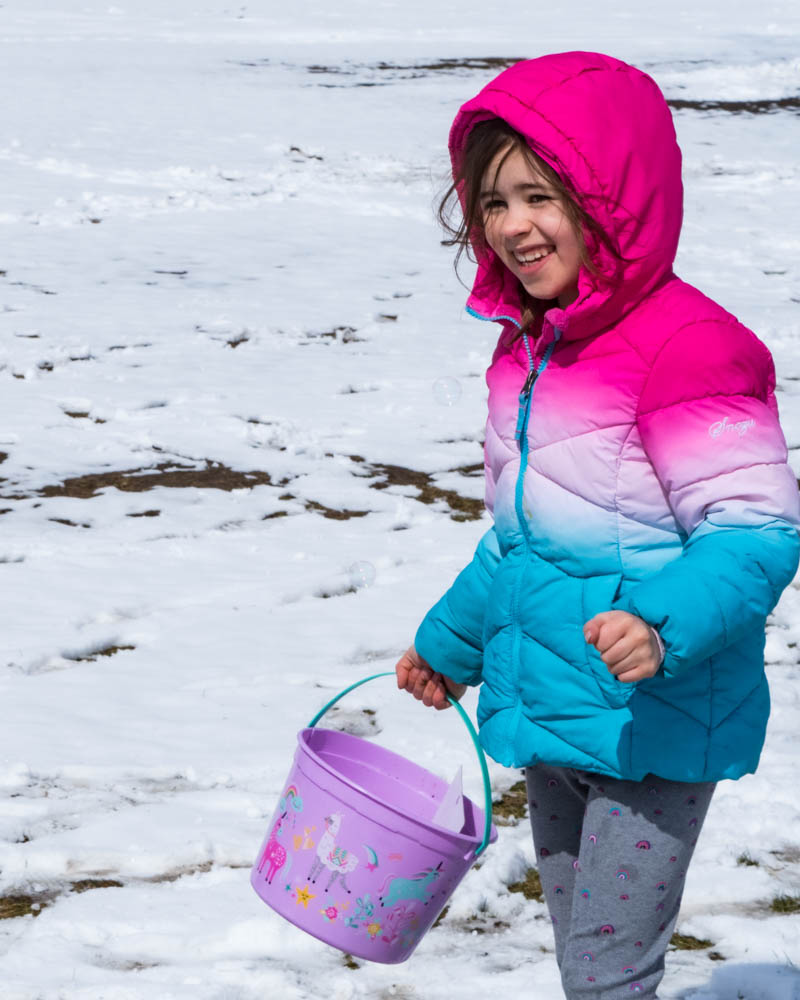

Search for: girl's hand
xmin=395 ymin=645 xmax=467 ymax=710
xmin=583 ymin=611 xmax=662 ymax=683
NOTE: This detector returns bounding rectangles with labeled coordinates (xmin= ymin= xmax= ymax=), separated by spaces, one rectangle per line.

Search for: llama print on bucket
xmin=307 ymin=813 xmax=360 ymax=893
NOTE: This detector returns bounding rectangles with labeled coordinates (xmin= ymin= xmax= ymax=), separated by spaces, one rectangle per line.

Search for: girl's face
xmin=480 ymin=145 xmax=582 ymax=309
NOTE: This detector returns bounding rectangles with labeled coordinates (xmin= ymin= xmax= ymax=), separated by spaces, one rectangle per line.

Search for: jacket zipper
xmin=465 ymin=305 xmax=559 ymax=749
xmin=506 ymin=331 xmax=557 ymax=748
xmin=514 ymin=332 xmax=556 ymax=545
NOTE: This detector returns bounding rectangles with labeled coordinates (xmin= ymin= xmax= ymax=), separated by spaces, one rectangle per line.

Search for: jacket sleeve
xmin=613 ymin=320 xmax=800 ymax=679
xmin=414 ymin=526 xmax=501 ymax=685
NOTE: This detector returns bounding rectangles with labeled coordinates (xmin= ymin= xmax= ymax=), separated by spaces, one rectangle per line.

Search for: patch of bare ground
xmin=1 ymin=461 xmax=280 ymax=501
xmin=304 ymin=498 xmax=369 ymax=520
xmin=63 ymin=411 xmax=106 ymax=423
xmin=452 ymin=915 xmax=511 ymax=935
xmin=226 ymin=331 xmax=250 ymax=348
xmin=65 ymin=644 xmax=135 ymax=663
xmin=303 ymin=325 xmax=363 ymax=343
xmin=323 ymin=707 xmax=382 ymax=738
xmin=770 ymin=894 xmax=800 ymax=914
xmin=493 ymin=779 xmax=528 ymax=825
xmin=670 ymin=933 xmax=714 ymax=950
xmin=70 ymin=879 xmax=124 ymax=893
xmin=507 ymin=868 xmax=544 ymax=902
xmin=359 ymin=459 xmax=485 ymax=521
xmin=668 ymin=96 xmax=800 ymax=115
xmin=0 ymin=895 xmax=51 ymax=919
xmin=305 ymin=56 xmax=524 ymax=79
xmin=0 ymin=880 xmax=123 ymax=920
xmin=144 ymin=861 xmax=254 ymax=883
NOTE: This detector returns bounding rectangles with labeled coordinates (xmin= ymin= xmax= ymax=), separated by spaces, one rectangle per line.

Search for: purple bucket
xmin=251 ymin=672 xmax=497 ymax=963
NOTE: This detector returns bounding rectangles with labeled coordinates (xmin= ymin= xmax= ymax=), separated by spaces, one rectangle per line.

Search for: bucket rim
xmin=296 ymin=725 xmax=497 ymax=852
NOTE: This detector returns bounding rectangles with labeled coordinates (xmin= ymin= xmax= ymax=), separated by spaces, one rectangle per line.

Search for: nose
xmin=500 ymin=201 xmax=532 ymax=240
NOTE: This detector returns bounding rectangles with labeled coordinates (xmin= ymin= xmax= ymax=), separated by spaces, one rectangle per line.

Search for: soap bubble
xmin=348 ymin=561 xmax=376 ymax=590
xmin=432 ymin=376 xmax=462 ymax=406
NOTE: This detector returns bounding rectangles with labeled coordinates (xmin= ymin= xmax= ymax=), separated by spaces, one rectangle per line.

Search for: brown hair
xmin=438 ymin=118 xmax=622 ymax=334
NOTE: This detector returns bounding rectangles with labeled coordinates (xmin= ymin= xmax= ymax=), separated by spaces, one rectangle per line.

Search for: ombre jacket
xmin=414 ymin=52 xmax=800 ymax=781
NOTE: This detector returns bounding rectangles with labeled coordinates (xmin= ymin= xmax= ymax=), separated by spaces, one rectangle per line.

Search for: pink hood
xmin=449 ymin=52 xmax=683 ymax=343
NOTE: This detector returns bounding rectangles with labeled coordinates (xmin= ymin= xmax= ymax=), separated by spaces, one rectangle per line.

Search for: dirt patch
xmin=145 ymin=861 xmax=216 ymax=884
xmin=1 ymin=461 xmax=280 ymax=501
xmin=670 ymin=933 xmax=714 ymax=949
xmin=363 ymin=460 xmax=484 ymax=521
xmin=493 ymin=779 xmax=528 ymax=822
xmin=451 ymin=462 xmax=484 ymax=478
xmin=0 ymin=895 xmax=50 ymax=919
xmin=304 ymin=325 xmax=363 ymax=343
xmin=452 ymin=915 xmax=511 ymax=935
xmin=71 ymin=879 xmax=124 ymax=894
xmin=305 ymin=57 xmax=523 ymax=80
xmin=324 ymin=707 xmax=382 ymax=738
xmin=668 ymin=96 xmax=800 ymax=115
xmin=304 ymin=498 xmax=370 ymax=520
xmin=770 ymin=894 xmax=800 ymax=914
xmin=227 ymin=331 xmax=250 ymax=348
xmin=507 ymin=868 xmax=544 ymax=902
xmin=65 ymin=645 xmax=135 ymax=663
xmin=63 ymin=411 xmax=106 ymax=423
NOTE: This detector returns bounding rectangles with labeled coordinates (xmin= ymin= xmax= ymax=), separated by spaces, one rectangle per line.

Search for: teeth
xmin=515 ymin=248 xmax=551 ymax=264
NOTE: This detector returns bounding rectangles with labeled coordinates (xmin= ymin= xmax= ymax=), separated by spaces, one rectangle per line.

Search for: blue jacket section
xmin=415 ymin=529 xmax=501 ymax=687
xmin=417 ymin=518 xmax=799 ymax=782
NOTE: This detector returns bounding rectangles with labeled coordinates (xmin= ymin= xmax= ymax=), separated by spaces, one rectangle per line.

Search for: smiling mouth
xmin=513 ymin=246 xmax=554 ymax=265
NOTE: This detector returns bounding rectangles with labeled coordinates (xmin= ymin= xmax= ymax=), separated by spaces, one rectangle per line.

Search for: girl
xmin=395 ymin=52 xmax=800 ymax=998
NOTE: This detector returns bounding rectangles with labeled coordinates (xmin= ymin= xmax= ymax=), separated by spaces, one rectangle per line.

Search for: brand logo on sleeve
xmin=708 ymin=416 xmax=756 ymax=439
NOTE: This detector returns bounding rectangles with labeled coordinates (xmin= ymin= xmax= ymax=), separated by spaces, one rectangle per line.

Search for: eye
xmin=528 ymin=194 xmax=549 ymax=204
xmin=481 ymin=198 xmax=505 ymax=212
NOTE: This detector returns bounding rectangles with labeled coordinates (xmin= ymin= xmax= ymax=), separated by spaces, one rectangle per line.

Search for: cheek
xmin=483 ymin=221 xmax=502 ymax=255
xmin=557 ymin=225 xmax=583 ymax=272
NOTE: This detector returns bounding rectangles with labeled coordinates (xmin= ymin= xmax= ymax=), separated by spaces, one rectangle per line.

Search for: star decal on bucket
xmin=294 ymin=884 xmax=316 ymax=909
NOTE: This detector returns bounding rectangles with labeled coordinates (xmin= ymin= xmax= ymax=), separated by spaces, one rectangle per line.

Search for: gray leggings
xmin=526 ymin=765 xmax=715 ymax=999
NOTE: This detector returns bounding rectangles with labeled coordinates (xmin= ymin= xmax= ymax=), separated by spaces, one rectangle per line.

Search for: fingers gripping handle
xmin=308 ymin=671 xmax=494 ymax=858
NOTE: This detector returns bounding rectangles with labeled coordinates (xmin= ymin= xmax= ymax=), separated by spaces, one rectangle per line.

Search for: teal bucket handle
xmin=308 ymin=670 xmax=494 ymax=858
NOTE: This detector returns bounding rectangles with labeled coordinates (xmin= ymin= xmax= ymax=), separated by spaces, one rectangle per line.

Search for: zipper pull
xmin=520 ymin=368 xmax=536 ymax=400
xmin=516 ymin=370 xmax=536 ymax=442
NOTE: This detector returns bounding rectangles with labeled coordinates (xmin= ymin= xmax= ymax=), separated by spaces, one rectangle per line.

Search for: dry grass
xmin=364 ymin=460 xmax=484 ymax=522
xmin=507 ymin=868 xmax=544 ymax=902
xmin=493 ymin=780 xmax=528 ymax=822
xmin=670 ymin=933 xmax=714 ymax=950
xmin=770 ymin=894 xmax=800 ymax=914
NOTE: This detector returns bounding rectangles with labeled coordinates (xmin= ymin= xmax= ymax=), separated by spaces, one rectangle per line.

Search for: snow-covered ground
xmin=2 ymin=2 xmax=800 ymax=997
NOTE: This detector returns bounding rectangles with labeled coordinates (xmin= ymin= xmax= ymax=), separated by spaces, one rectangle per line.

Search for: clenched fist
xmin=583 ymin=610 xmax=663 ymax=684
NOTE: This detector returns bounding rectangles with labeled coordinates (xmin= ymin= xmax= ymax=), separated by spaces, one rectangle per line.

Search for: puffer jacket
xmin=414 ymin=52 xmax=800 ymax=782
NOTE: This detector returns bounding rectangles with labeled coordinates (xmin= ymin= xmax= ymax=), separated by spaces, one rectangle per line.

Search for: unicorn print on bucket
xmin=257 ymin=814 xmax=288 ymax=885
xmin=379 ymin=862 xmax=443 ymax=907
